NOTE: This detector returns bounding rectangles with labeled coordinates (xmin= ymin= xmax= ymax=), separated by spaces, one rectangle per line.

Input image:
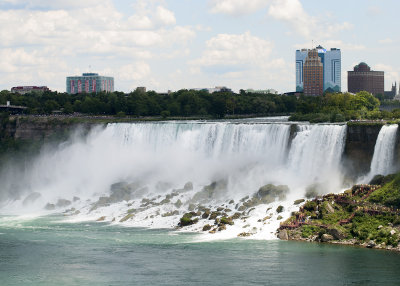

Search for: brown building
xmin=347 ymin=62 xmax=384 ymax=96
xmin=303 ymin=49 xmax=324 ymax=96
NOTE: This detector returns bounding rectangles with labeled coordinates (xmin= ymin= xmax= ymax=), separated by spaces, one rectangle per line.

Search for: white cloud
xmin=0 ymin=1 xmax=195 ymax=92
xmin=2 ymin=0 xmax=105 ymax=10
xmin=190 ymin=32 xmax=291 ymax=92
xmin=209 ymin=0 xmax=269 ymax=16
xmin=268 ymin=0 xmax=351 ymax=39
xmin=374 ymin=64 xmax=400 ymax=89
xmin=378 ymin=38 xmax=394 ymax=44
xmin=155 ymin=6 xmax=176 ymax=25
xmin=191 ymin=32 xmax=273 ymax=67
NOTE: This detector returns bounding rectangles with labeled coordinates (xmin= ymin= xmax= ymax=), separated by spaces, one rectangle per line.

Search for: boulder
xmin=321 ymin=234 xmax=334 ymax=242
xmin=327 ymin=228 xmax=345 ymax=240
xmin=44 ymin=203 xmax=55 ymax=210
xmin=231 ymin=212 xmax=241 ymax=220
xmin=209 ymin=211 xmax=221 ymax=220
xmin=294 ymin=199 xmax=305 ymax=205
xmin=202 ymin=224 xmax=212 ymax=231
xmin=202 ymin=209 xmax=211 ymax=219
xmin=119 ymin=214 xmax=134 ymax=222
xmin=190 ymin=180 xmax=227 ymax=202
xmin=174 ymin=199 xmax=183 ymax=208
xmin=96 ymin=216 xmax=106 ymax=222
xmin=184 ymin=182 xmax=193 ymax=191
xmin=238 ymin=232 xmax=252 ymax=237
xmin=278 ymin=229 xmax=289 ymax=240
xmin=276 ymin=205 xmax=284 ymax=213
xmin=56 ymin=199 xmax=71 ymax=208
xmin=220 ymin=217 xmax=234 ymax=225
xmin=179 ymin=213 xmax=198 ymax=227
xmin=367 ymin=240 xmax=376 ymax=248
xmin=256 ymin=184 xmax=289 ymax=202
xmin=218 ymin=224 xmax=226 ymax=231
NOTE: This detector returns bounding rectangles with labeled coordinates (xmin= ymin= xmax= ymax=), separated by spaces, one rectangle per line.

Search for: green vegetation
xmin=281 ymin=175 xmax=400 ymax=249
xmin=289 ymin=91 xmax=382 ymax=123
xmin=369 ymin=173 xmax=400 ymax=207
xmin=0 ymin=89 xmax=297 ymax=118
xmin=3 ymin=88 xmax=400 ymax=122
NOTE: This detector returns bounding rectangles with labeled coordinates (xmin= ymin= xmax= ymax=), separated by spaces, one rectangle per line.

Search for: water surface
xmin=0 ymin=216 xmax=399 ymax=286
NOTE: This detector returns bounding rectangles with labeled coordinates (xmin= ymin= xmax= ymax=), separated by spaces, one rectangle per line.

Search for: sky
xmin=0 ymin=0 xmax=399 ymax=94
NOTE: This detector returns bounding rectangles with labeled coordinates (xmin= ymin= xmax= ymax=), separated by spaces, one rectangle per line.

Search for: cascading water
xmin=369 ymin=124 xmax=398 ymax=177
xmin=0 ymin=119 xmax=349 ymax=239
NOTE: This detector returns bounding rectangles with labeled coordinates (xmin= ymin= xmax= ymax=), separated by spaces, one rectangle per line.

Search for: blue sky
xmin=0 ymin=0 xmax=399 ymax=93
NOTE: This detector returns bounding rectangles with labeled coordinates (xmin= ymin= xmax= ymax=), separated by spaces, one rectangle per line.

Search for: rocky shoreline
xmin=277 ymin=174 xmax=400 ymax=252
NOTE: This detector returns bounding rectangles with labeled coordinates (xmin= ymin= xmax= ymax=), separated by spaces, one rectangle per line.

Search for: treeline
xmin=2 ymin=89 xmax=400 ymax=122
xmin=288 ymin=91 xmax=394 ymax=123
xmin=0 ymin=89 xmax=297 ymax=118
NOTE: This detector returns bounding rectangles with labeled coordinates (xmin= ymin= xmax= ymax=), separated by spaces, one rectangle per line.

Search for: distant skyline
xmin=0 ymin=0 xmax=399 ymax=93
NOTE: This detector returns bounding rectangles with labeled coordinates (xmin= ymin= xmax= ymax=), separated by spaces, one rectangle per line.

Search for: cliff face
xmin=343 ymin=124 xmax=383 ymax=177
xmin=3 ymin=117 xmax=96 ymax=141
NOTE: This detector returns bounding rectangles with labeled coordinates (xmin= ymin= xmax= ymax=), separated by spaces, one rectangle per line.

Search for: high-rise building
xmin=347 ymin=62 xmax=384 ymax=96
xmin=66 ymin=73 xmax=114 ymax=94
xmin=303 ymin=49 xmax=324 ymax=96
xmin=296 ymin=46 xmax=341 ymax=93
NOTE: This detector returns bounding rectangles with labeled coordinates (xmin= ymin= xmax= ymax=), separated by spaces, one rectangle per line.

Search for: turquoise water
xmin=0 ymin=216 xmax=399 ymax=286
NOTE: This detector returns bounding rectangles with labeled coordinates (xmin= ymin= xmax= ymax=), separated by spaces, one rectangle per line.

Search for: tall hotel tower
xmin=303 ymin=49 xmax=324 ymax=96
xmin=296 ymin=46 xmax=341 ymax=94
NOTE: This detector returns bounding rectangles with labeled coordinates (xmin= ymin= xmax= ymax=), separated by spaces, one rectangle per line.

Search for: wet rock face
xmin=343 ymin=124 xmax=382 ymax=177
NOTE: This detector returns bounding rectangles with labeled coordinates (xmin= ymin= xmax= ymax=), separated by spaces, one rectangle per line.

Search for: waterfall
xmin=369 ymin=124 xmax=398 ymax=177
xmin=0 ymin=120 xmax=349 ymax=218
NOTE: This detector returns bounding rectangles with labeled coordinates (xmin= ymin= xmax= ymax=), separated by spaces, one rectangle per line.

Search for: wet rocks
xmin=174 ymin=199 xmax=183 ymax=208
xmin=56 ymin=199 xmax=71 ymax=208
xmin=119 ymin=213 xmax=134 ymax=223
xmin=44 ymin=203 xmax=55 ymax=210
xmin=202 ymin=224 xmax=212 ymax=231
xmin=278 ymin=229 xmax=289 ymax=240
xmin=220 ymin=217 xmax=234 ymax=225
xmin=178 ymin=213 xmax=198 ymax=227
xmin=161 ymin=210 xmax=179 ymax=217
xmin=321 ymin=234 xmax=334 ymax=242
xmin=184 ymin=182 xmax=193 ymax=191
xmin=96 ymin=216 xmax=106 ymax=222
xmin=256 ymin=184 xmax=289 ymax=202
xmin=276 ymin=205 xmax=284 ymax=213
xmin=294 ymin=199 xmax=305 ymax=205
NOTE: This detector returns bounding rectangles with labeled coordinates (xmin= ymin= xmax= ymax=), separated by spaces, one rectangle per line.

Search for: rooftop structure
xmin=192 ymin=86 xmax=232 ymax=93
xmin=11 ymin=86 xmax=50 ymax=95
xmin=66 ymin=73 xmax=114 ymax=94
xmin=347 ymin=62 xmax=384 ymax=96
